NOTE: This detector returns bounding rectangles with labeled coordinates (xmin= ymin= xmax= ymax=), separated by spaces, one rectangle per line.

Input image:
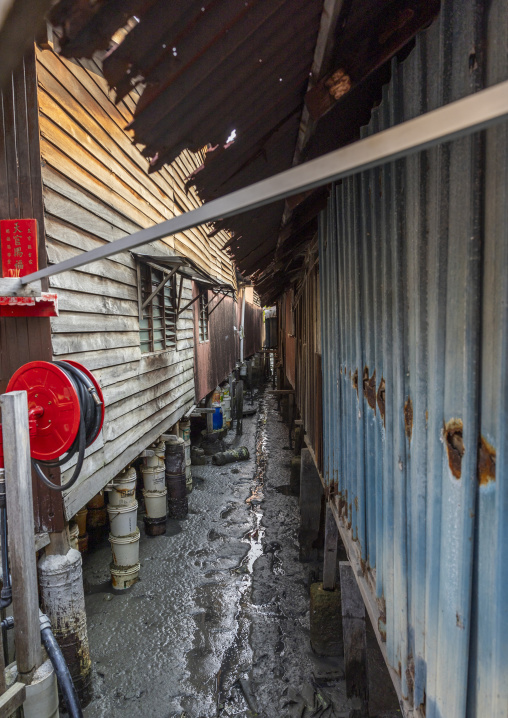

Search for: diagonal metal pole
xmin=12 ymin=78 xmax=508 ymax=290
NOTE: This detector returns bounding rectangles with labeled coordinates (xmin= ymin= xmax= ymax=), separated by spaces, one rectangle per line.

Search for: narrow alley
xmin=81 ymin=388 xmax=398 ymax=718
xmin=0 ymin=2 xmax=507 ymax=718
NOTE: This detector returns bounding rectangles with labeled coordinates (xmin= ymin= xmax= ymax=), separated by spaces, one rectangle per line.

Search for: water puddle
xmin=214 ymin=393 xmax=269 ymax=715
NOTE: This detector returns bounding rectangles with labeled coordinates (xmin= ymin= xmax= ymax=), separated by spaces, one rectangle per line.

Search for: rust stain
xmin=478 ymin=436 xmax=496 ymax=485
xmin=354 ymin=495 xmax=359 ymax=512
xmin=377 ymin=378 xmax=386 ymax=425
xmin=325 ymin=68 xmax=352 ymax=100
xmin=404 ymin=396 xmax=413 ymax=441
xmin=363 ymin=367 xmax=377 ymax=411
xmin=406 ymin=657 xmax=415 ymax=701
xmin=444 ymin=419 xmax=465 ymax=479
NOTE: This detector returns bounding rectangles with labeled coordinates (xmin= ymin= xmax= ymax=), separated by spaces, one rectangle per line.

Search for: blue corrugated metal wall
xmin=319 ymin=1 xmax=508 ymax=716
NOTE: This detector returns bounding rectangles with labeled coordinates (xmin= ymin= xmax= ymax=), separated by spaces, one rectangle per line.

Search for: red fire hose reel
xmin=0 ymin=360 xmax=104 ymax=491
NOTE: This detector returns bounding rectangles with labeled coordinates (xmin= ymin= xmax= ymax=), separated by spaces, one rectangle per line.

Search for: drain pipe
xmin=39 ymin=612 xmax=83 ymax=718
xmin=240 ymin=287 xmax=246 ymax=365
xmin=1 ymin=613 xmax=83 ymax=718
xmin=0 ymin=470 xmax=12 ymax=609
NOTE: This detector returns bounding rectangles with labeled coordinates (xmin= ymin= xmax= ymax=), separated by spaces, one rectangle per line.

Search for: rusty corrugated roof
xmin=49 ymin=0 xmax=439 ymax=301
xmin=49 ymin=0 xmax=325 ymax=285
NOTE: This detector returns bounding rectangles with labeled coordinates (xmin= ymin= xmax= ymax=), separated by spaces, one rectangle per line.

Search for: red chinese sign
xmin=0 ymin=219 xmax=38 ymax=277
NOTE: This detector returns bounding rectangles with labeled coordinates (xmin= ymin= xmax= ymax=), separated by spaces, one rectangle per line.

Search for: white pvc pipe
xmin=240 ymin=288 xmax=246 ymax=364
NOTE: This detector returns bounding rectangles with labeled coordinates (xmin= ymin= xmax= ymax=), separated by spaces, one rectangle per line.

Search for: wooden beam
xmin=0 ymin=682 xmax=26 ymax=718
xmin=305 ymin=0 xmax=440 ymax=122
xmin=323 ymin=504 xmax=338 ymax=590
xmin=339 ymin=561 xmax=369 ymax=709
xmin=1 ymin=391 xmax=41 ymax=682
xmin=176 ymin=274 xmax=184 ymax=314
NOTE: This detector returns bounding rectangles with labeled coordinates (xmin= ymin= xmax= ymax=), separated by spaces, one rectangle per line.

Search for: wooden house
xmin=0 ymin=37 xmax=262 ymax=532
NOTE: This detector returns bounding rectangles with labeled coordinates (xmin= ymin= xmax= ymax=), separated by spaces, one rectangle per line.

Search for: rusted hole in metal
xmin=478 ymin=436 xmax=496 ymax=485
xmin=363 ymin=367 xmax=376 ymax=411
xmin=469 ymin=51 xmax=478 ymax=72
xmin=404 ymin=396 xmax=413 ymax=441
xmin=352 ymin=368 xmax=358 ymax=395
xmin=444 ymin=419 xmax=464 ymax=479
xmin=377 ymin=378 xmax=386 ymax=425
xmin=325 ymin=68 xmax=352 ymax=100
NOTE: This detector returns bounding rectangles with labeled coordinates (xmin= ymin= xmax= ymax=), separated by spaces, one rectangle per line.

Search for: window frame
xmin=198 ymin=288 xmax=209 ymax=343
xmin=137 ymin=259 xmax=178 ymax=355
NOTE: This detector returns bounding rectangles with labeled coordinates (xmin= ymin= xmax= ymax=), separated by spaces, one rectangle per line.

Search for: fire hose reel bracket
xmin=5 ymin=360 xmax=104 ymax=462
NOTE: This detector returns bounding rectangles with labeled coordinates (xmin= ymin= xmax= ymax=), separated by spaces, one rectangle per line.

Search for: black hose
xmin=0 ymin=474 xmax=11 ymax=610
xmin=31 ymin=362 xmax=102 ymax=492
xmin=40 ymin=615 xmax=83 ymax=718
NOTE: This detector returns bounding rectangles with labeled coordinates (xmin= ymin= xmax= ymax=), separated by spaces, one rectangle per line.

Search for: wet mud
xmin=81 ymin=389 xmax=398 ymax=718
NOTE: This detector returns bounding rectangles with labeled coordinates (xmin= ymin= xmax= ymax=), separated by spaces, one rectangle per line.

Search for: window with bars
xmin=139 ymin=263 xmax=177 ymax=354
xmin=199 ymin=289 xmax=209 ymax=343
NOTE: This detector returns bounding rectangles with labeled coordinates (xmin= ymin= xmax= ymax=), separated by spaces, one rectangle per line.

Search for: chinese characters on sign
xmin=0 ymin=219 xmax=38 ymax=277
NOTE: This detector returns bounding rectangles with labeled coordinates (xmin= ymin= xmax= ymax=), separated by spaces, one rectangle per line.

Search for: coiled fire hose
xmin=30 ymin=361 xmax=103 ymax=492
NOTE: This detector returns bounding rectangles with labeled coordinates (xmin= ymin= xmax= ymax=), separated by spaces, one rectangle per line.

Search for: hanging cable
xmin=31 ymin=362 xmax=103 ymax=493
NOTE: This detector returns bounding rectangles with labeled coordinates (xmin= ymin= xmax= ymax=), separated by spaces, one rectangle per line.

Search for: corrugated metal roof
xmin=50 ymin=0 xmax=325 ymax=284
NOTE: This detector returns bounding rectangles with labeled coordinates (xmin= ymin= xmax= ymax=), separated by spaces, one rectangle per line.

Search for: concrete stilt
xmin=298 ymin=448 xmax=323 ymax=562
xmin=290 ymin=456 xmax=301 ymax=495
xmin=293 ymin=420 xmax=304 ymax=455
xmin=339 ymin=561 xmax=369 ymax=715
xmin=309 ymin=582 xmax=343 ymax=656
xmin=38 ymin=529 xmax=93 ymax=706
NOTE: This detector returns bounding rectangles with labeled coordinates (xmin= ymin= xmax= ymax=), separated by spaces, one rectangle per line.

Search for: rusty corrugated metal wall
xmin=193 ymin=284 xmax=237 ymax=403
xmin=319 ymin=0 xmax=508 ymax=716
xmin=243 ymin=300 xmax=263 ymax=361
xmin=294 ymin=266 xmax=323 ymax=472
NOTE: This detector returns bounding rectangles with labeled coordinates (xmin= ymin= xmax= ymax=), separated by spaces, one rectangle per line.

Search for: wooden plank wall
xmin=34 ymin=42 xmax=235 ymax=519
xmin=294 ymin=263 xmax=323 ymax=473
xmin=0 ymin=47 xmax=64 ymax=532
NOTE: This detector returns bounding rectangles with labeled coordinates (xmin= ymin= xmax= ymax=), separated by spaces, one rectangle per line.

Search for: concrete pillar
xmin=294 ymin=420 xmax=304 ymax=456
xmin=309 ymin=582 xmax=343 ymax=656
xmin=38 ymin=529 xmax=92 ymax=706
xmin=298 ymin=448 xmax=323 ymax=562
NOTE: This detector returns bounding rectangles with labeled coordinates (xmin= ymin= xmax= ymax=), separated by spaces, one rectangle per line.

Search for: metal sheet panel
xmin=319 ymin=1 xmax=508 ymax=715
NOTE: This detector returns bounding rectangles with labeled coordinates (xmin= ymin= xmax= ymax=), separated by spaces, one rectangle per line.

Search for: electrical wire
xmin=31 ymin=362 xmax=102 ymax=493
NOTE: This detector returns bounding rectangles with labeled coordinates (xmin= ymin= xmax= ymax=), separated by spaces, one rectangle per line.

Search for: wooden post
xmin=1 ymin=391 xmax=41 ymax=683
xmin=322 ymin=505 xmax=338 ymax=590
xmin=288 ymin=393 xmax=295 ymax=448
xmin=236 ymin=380 xmax=244 ymax=436
xmin=339 ymin=561 xmax=369 ymax=711
xmin=206 ymin=393 xmax=214 ymax=434
xmin=247 ymin=359 xmax=253 ymax=395
xmin=299 ymin=448 xmax=323 ymax=561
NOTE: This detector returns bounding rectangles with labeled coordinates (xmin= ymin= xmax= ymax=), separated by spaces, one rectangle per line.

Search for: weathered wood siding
xmin=0 ymin=47 xmax=65 ymax=533
xmin=35 ymin=43 xmax=235 ymax=518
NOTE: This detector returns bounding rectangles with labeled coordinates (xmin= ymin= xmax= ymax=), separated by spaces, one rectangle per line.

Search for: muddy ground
xmin=81 ymin=389 xmax=400 ymax=718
